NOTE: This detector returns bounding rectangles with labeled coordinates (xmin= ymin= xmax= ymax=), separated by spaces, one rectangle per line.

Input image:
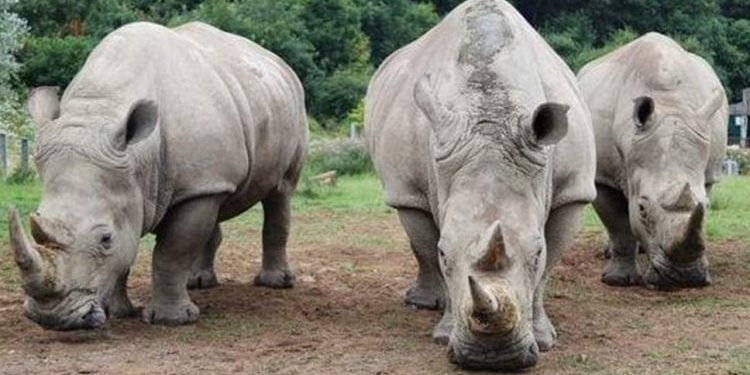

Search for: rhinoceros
xmin=365 ymin=0 xmax=596 ymax=370
xmin=9 ymin=21 xmax=308 ymax=330
xmin=578 ymin=33 xmax=727 ymax=289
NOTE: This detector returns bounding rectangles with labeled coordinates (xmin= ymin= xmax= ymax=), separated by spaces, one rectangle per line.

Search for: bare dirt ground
xmin=0 ymin=208 xmax=749 ymax=374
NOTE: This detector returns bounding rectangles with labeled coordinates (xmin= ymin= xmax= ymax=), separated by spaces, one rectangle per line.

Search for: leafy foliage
xmin=0 ymin=0 xmax=28 ymax=135
xmin=727 ymin=148 xmax=750 ymax=175
xmin=7 ymin=0 xmax=750 ymax=132
xmin=18 ymin=36 xmax=94 ymax=87
xmin=307 ymin=138 xmax=372 ymax=176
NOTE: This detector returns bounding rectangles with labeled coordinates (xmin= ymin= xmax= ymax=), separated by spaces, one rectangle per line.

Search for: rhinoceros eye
xmin=100 ymin=233 xmax=112 ymax=248
xmin=96 ymin=231 xmax=113 ymax=252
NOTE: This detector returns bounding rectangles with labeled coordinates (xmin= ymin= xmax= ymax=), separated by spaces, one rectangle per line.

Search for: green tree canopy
xmin=8 ymin=0 xmax=750 ymax=129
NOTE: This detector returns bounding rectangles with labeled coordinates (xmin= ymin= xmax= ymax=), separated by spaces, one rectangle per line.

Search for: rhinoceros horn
xmin=468 ymin=276 xmax=517 ymax=335
xmin=663 ymin=182 xmax=696 ymax=212
xmin=469 ymin=275 xmax=498 ymax=314
xmin=682 ymin=204 xmax=705 ymax=253
xmin=670 ymin=204 xmax=706 ymax=263
xmin=30 ymin=214 xmax=73 ymax=248
xmin=474 ymin=221 xmax=509 ymax=271
xmin=9 ymin=207 xmax=42 ymax=273
xmin=8 ymin=207 xmax=57 ymax=297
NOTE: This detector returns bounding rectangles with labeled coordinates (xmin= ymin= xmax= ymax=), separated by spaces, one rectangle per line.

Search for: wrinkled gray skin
xmin=365 ymin=0 xmax=595 ymax=370
xmin=9 ymin=22 xmax=308 ymax=330
xmin=578 ymin=33 xmax=727 ymax=289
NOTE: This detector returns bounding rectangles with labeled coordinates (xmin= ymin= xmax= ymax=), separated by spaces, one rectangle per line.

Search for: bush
xmin=18 ymin=36 xmax=95 ymax=88
xmin=306 ymin=137 xmax=372 ymax=176
xmin=309 ymin=64 xmax=371 ymax=128
xmin=726 ymin=148 xmax=750 ymax=175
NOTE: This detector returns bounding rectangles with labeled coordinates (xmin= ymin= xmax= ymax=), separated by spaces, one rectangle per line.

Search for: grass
xmin=2 ymin=175 xmax=749 ymax=245
xmin=706 ymin=177 xmax=750 ymax=242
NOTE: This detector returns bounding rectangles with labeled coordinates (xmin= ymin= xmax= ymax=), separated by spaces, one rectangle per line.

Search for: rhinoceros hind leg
xmin=108 ymin=270 xmax=136 ymax=318
xmin=187 ymin=225 xmax=222 ymax=289
xmin=143 ymin=195 xmax=224 ymax=326
xmin=594 ymin=185 xmax=642 ymax=287
xmin=254 ymin=191 xmax=295 ymax=289
xmin=534 ymin=203 xmax=585 ymax=351
xmin=397 ymin=208 xmax=446 ymax=310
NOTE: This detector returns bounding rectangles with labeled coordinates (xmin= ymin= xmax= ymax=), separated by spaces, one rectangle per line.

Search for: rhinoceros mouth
xmin=447 ymin=332 xmax=538 ymax=371
xmin=644 ymin=251 xmax=711 ymax=290
xmin=24 ymin=293 xmax=107 ymax=331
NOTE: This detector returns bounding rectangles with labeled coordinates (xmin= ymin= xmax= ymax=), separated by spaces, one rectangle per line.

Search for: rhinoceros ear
xmin=414 ymin=73 xmax=442 ymax=124
xmin=114 ymin=99 xmax=159 ymax=151
xmin=532 ymin=102 xmax=569 ymax=146
xmin=633 ymin=96 xmax=655 ymax=130
xmin=27 ymin=86 xmax=61 ymax=128
xmin=697 ymin=88 xmax=725 ymax=121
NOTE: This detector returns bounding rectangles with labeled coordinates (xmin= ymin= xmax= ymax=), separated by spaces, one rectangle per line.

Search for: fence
xmin=728 ymin=136 xmax=749 ymax=148
xmin=0 ymin=133 xmax=33 ymax=178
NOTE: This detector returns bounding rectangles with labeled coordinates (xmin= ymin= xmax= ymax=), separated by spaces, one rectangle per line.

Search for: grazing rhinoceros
xmin=365 ymin=0 xmax=596 ymax=370
xmin=578 ymin=33 xmax=727 ymax=289
xmin=9 ymin=21 xmax=308 ymax=330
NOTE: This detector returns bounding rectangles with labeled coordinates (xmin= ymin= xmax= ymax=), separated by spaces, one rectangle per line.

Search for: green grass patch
xmin=707 ymin=177 xmax=750 ymax=242
xmin=2 ymin=175 xmax=749 ymax=251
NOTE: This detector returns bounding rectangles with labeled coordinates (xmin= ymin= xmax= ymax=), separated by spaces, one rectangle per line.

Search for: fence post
xmin=21 ymin=138 xmax=29 ymax=171
xmin=0 ymin=134 xmax=6 ymax=176
xmin=350 ymin=122 xmax=358 ymax=139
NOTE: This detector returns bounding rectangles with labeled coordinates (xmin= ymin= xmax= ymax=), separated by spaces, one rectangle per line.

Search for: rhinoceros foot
xmin=405 ymin=284 xmax=446 ymax=310
xmin=533 ymin=313 xmax=557 ymax=352
xmin=254 ymin=269 xmax=295 ymax=289
xmin=187 ymin=268 xmax=219 ymax=290
xmin=108 ymin=295 xmax=137 ymax=319
xmin=601 ymin=258 xmax=643 ymax=287
xmin=142 ymin=301 xmax=200 ymax=326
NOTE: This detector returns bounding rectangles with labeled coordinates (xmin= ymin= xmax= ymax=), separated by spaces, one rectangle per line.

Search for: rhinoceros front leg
xmin=594 ymin=184 xmax=642 ymax=286
xmin=187 ymin=225 xmax=222 ymax=289
xmin=143 ymin=196 xmax=223 ymax=326
xmin=254 ymin=191 xmax=295 ymax=288
xmin=108 ymin=270 xmax=136 ymax=318
xmin=534 ymin=203 xmax=585 ymax=351
xmin=397 ymin=208 xmax=446 ymax=310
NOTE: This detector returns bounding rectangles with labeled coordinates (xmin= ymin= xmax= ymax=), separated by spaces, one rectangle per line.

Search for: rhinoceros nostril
xmin=81 ymin=305 xmax=106 ymax=328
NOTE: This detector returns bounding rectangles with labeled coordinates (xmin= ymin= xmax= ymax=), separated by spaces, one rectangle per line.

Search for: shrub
xmin=18 ymin=36 xmax=96 ymax=88
xmin=306 ymin=137 xmax=372 ymax=176
xmin=726 ymin=148 xmax=750 ymax=175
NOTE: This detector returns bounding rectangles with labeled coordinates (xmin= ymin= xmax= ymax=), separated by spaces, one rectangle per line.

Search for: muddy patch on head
xmin=452 ymin=0 xmax=548 ymax=177
xmin=457 ymin=0 xmax=518 ymax=132
xmin=459 ymin=0 xmax=512 ymax=65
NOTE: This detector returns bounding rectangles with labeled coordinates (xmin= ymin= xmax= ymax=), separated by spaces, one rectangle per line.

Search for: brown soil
xmin=0 ymin=210 xmax=748 ymax=375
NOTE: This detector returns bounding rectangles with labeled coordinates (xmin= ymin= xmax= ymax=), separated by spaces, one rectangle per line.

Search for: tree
xmin=0 ymin=0 xmax=25 ymax=90
xmin=0 ymin=0 xmax=29 ymax=136
xmin=357 ymin=0 xmax=438 ymax=66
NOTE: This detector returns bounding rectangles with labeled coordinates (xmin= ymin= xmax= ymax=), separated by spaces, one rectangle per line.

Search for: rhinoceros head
xmin=414 ymin=73 xmax=569 ymax=370
xmin=8 ymin=87 xmax=157 ymax=330
xmin=623 ymin=90 xmax=724 ymax=289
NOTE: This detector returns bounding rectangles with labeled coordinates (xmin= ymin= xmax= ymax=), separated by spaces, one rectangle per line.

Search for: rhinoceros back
xmin=578 ymin=32 xmax=727 ymax=190
xmin=59 ymin=22 xmax=307 ymax=221
xmin=366 ymin=0 xmax=596 ymax=214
